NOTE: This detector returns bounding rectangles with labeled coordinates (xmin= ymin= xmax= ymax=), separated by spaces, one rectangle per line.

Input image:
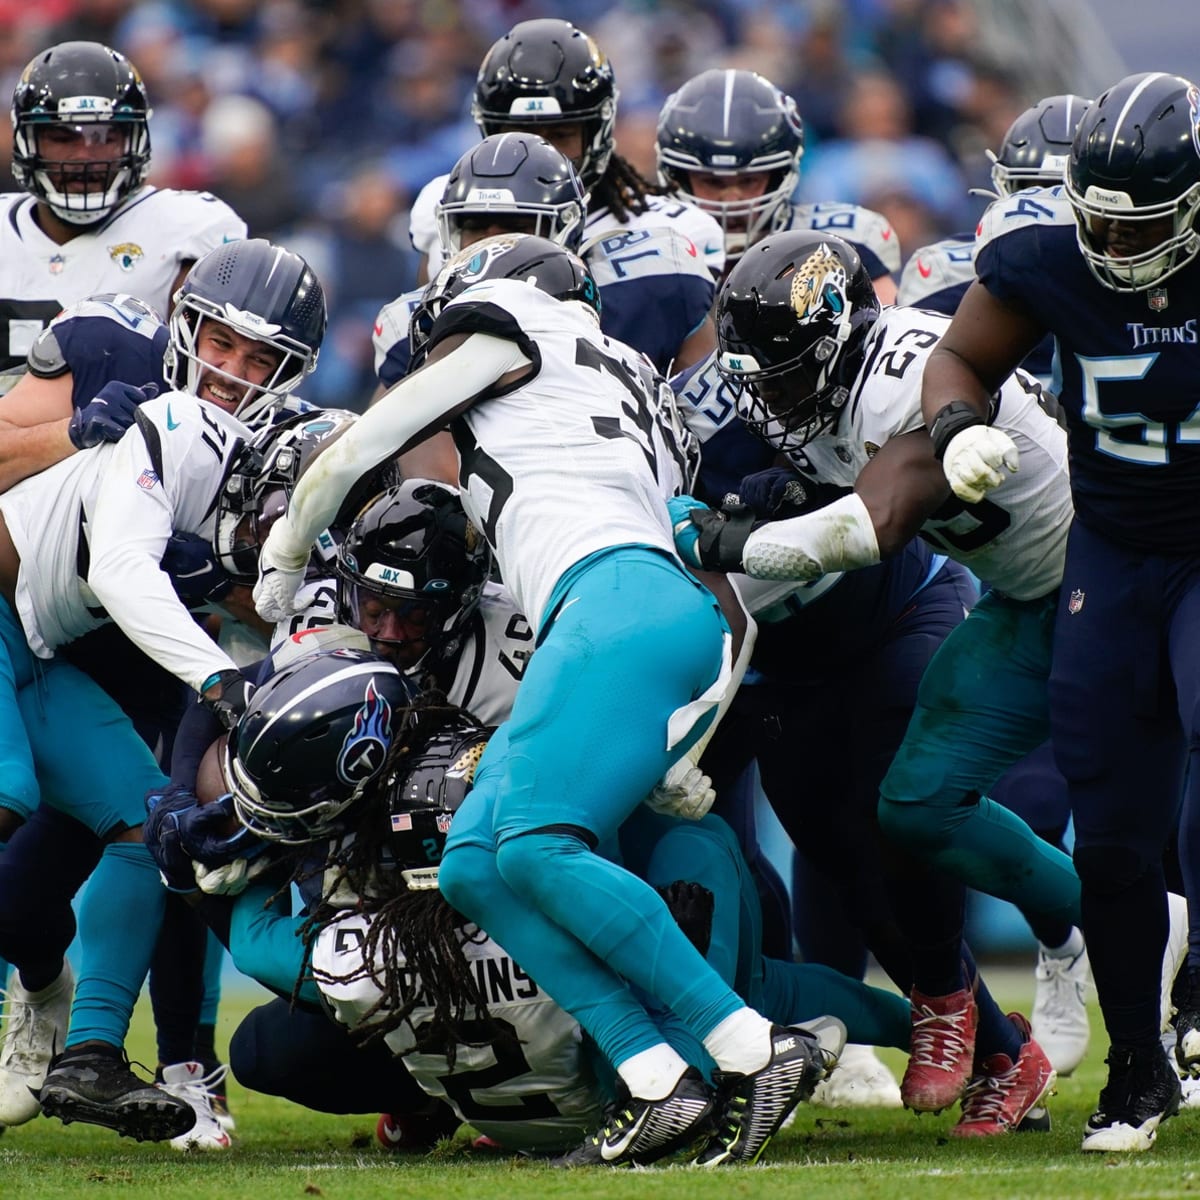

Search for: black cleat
xmin=1173 ymin=968 xmax=1200 ymax=1077
xmin=695 ymin=1023 xmax=838 ymax=1167
xmin=38 ymin=1043 xmax=196 ymax=1142
xmin=554 ymin=1067 xmax=716 ymax=1167
xmin=1081 ymin=1043 xmax=1181 ymax=1153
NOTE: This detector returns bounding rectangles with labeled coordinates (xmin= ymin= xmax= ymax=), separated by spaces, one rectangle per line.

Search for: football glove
xmin=736 ymin=467 xmax=809 ymax=518
xmin=668 ymin=495 xmax=756 ymax=573
xmin=942 ymin=425 xmax=1020 ymax=504
xmin=201 ymin=669 xmax=256 ymax=732
xmin=160 ymin=532 xmax=233 ymax=605
xmin=657 ymin=880 xmax=715 ymax=956
xmin=253 ymin=521 xmax=309 ymax=621
xmin=194 ymin=851 xmax=275 ymax=896
xmin=646 ymin=760 xmax=716 ymax=820
xmin=68 ymin=381 xmax=158 ymax=450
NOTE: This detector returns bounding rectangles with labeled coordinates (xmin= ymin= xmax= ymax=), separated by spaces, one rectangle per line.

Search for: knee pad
xmin=1073 ymin=843 xmax=1150 ymax=896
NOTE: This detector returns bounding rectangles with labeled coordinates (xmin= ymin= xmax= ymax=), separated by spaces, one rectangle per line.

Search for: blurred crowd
xmin=2 ymin=0 xmax=1050 ymax=410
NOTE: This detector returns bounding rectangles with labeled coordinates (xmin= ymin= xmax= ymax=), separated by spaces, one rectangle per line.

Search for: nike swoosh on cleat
xmin=600 ymin=1115 xmax=647 ymax=1161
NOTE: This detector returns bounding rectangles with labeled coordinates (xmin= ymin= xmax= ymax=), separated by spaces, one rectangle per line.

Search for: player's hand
xmin=736 ymin=467 xmax=809 ymax=518
xmin=160 ymin=532 xmax=233 ymax=605
xmin=668 ymin=495 xmax=755 ymax=573
xmin=253 ymin=522 xmax=308 ymax=621
xmin=201 ymin=668 xmax=256 ymax=731
xmin=68 ymin=381 xmax=158 ymax=450
xmin=657 ymin=880 xmax=715 ymax=955
xmin=143 ymin=786 xmax=201 ymax=892
xmin=194 ymin=852 xmax=275 ymax=896
xmin=941 ymin=425 xmax=1019 ymax=504
xmin=646 ymin=760 xmax=716 ymax=820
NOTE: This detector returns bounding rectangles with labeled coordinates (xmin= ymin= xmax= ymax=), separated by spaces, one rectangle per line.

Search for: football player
xmin=0 ymin=41 xmax=245 ymax=396
xmin=920 ymin=71 xmax=1200 ymax=1153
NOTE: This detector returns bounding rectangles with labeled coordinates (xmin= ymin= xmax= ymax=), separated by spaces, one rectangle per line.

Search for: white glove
xmin=646 ymin=761 xmax=716 ymax=821
xmin=941 ymin=425 xmax=1020 ymax=504
xmin=194 ymin=854 xmax=274 ymax=896
xmin=253 ymin=521 xmax=309 ymax=622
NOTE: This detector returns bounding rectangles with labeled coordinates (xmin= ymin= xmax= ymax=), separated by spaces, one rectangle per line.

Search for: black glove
xmin=143 ymin=785 xmax=201 ymax=892
xmin=67 ymin=381 xmax=158 ymax=450
xmin=201 ymin=668 xmax=256 ymax=731
xmin=657 ymin=880 xmax=715 ymax=956
xmin=160 ymin=532 xmax=233 ymax=605
xmin=689 ymin=502 xmax=756 ymax=572
xmin=736 ymin=467 xmax=809 ymax=518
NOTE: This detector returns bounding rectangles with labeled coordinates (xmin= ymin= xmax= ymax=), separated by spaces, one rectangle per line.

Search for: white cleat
xmin=158 ymin=1062 xmax=233 ymax=1151
xmin=0 ymin=959 xmax=74 ymax=1126
xmin=811 ymin=1043 xmax=902 ymax=1108
xmin=1031 ymin=939 xmax=1091 ymax=1076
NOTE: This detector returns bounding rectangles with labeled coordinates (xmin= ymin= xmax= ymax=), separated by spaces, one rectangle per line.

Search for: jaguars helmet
xmin=436 ymin=132 xmax=588 ymax=256
xmin=656 ymin=69 xmax=804 ymax=262
xmin=336 ymin=481 xmax=492 ymax=674
xmin=381 ymin=719 xmax=491 ymax=891
xmin=165 ymin=239 xmax=327 ymax=425
xmin=716 ymin=230 xmax=879 ymax=451
xmin=472 ymin=19 xmax=618 ymax=190
xmin=12 ymin=41 xmax=151 ymax=225
xmin=987 ymin=94 xmax=1091 ymax=197
xmin=1065 ymin=72 xmax=1200 ymax=291
xmin=214 ymin=409 xmax=360 ymax=584
xmin=226 ymin=649 xmax=419 ymax=844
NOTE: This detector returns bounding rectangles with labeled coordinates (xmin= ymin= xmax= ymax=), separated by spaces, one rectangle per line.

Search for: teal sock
xmin=66 ymin=842 xmax=165 ymax=1049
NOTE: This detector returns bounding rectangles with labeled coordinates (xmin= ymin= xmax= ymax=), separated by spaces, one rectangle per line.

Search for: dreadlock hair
xmin=591 ymin=152 xmax=672 ymax=224
xmin=298 ymin=691 xmax=514 ymax=1068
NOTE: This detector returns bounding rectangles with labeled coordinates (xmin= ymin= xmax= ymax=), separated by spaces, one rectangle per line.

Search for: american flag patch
xmin=390 ymin=813 xmax=413 ymax=832
xmin=136 ymin=468 xmax=159 ymax=490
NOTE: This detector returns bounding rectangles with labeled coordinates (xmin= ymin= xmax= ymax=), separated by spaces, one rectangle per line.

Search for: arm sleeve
xmin=271 ymin=332 xmax=531 ymax=564
xmin=228 ymin=881 xmax=321 ymax=1004
xmin=86 ymin=424 xmax=239 ymax=691
xmin=742 ymin=493 xmax=881 ymax=581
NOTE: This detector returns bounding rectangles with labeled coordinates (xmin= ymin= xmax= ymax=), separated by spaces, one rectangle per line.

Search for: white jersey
xmin=897 ymin=234 xmax=976 ymax=310
xmin=0 ymin=186 xmax=245 ymax=389
xmin=785 ymin=306 xmax=1071 ymax=600
xmin=0 ymin=391 xmax=247 ymax=688
xmin=787 ymin=201 xmax=901 ymax=278
xmin=437 ymin=280 xmax=688 ymax=630
xmin=314 ymin=910 xmax=604 ymax=1152
xmin=410 ymin=171 xmax=725 ymax=277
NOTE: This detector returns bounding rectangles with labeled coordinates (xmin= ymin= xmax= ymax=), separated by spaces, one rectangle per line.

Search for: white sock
xmin=1041 ymin=926 xmax=1085 ymax=960
xmin=616 ymin=1044 xmax=689 ymax=1101
xmin=703 ymin=1007 xmax=773 ymax=1075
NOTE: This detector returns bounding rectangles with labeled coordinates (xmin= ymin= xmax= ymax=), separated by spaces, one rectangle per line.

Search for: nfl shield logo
xmin=1068 ymin=588 xmax=1085 ymax=615
xmin=1148 ymin=288 xmax=1168 ymax=311
xmin=136 ymin=468 xmax=159 ymax=490
xmin=49 ymin=253 xmax=65 ymax=275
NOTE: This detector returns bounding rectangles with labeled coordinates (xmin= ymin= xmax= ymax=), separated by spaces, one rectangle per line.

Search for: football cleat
xmin=554 ymin=1066 xmax=717 ymax=1167
xmin=158 ymin=1061 xmax=232 ymax=1151
xmin=0 ymin=959 xmax=74 ymax=1126
xmin=951 ymin=1015 xmax=1056 ymax=1137
xmin=901 ymin=985 xmax=978 ymax=1113
xmin=1081 ymin=1043 xmax=1181 ymax=1153
xmin=375 ymin=1105 xmax=460 ymax=1151
xmin=39 ymin=1042 xmax=196 ymax=1142
xmin=811 ymin=1043 xmax=902 ymax=1109
xmin=1172 ymin=967 xmax=1200 ymax=1077
xmin=1031 ymin=941 xmax=1091 ymax=1076
xmin=694 ymin=1022 xmax=838 ymax=1167
xmin=1160 ymin=892 xmax=1188 ymax=1031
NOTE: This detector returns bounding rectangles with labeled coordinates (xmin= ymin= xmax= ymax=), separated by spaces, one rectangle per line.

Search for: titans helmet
xmin=226 ymin=649 xmax=419 ymax=844
xmin=716 ymin=230 xmax=879 ymax=451
xmin=988 ymin=94 xmax=1091 ymax=197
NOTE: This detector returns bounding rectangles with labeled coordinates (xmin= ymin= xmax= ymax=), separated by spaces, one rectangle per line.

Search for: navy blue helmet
xmin=165 ymin=239 xmax=327 ymax=424
xmin=656 ymin=69 xmax=804 ymax=262
xmin=988 ymin=94 xmax=1091 ymax=197
xmin=716 ymin=231 xmax=879 ymax=451
xmin=12 ymin=41 xmax=151 ymax=225
xmin=227 ymin=649 xmax=419 ymax=845
xmin=436 ymin=132 xmax=588 ymax=255
xmin=472 ymin=19 xmax=618 ymax=190
xmin=336 ymin=481 xmax=491 ymax=674
xmin=1065 ymin=72 xmax=1200 ymax=291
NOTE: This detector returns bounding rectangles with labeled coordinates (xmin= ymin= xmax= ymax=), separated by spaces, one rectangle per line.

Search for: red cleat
xmin=952 ymin=1016 xmax=1056 ymax=1137
xmin=901 ymin=986 xmax=978 ymax=1113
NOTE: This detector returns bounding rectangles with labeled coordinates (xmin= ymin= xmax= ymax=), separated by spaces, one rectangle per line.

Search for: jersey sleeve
xmin=896 ymin=236 xmax=976 ymax=312
xmin=158 ymin=190 xmax=248 ymax=266
xmin=802 ymin=202 xmax=901 ymax=277
xmin=31 ymin=294 xmax=169 ymax=406
xmin=974 ymin=188 xmax=1073 ymax=310
xmin=372 ymin=291 xmax=423 ymax=389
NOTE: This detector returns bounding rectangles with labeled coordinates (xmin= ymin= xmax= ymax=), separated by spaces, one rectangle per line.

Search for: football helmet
xmin=436 ymin=132 xmax=588 ymax=256
xmin=165 ymin=239 xmax=327 ymax=425
xmin=226 ymin=648 xmax=419 ymax=844
xmin=987 ymin=94 xmax=1091 ymax=197
xmin=472 ymin=19 xmax=618 ymax=190
xmin=1065 ymin=72 xmax=1200 ymax=291
xmin=12 ymin=41 xmax=151 ymax=226
xmin=336 ymin=481 xmax=491 ymax=674
xmin=716 ymin=231 xmax=879 ymax=451
xmin=656 ymin=69 xmax=804 ymax=261
xmin=214 ymin=409 xmax=359 ymax=584
xmin=412 ymin=233 xmax=600 ymax=357
xmin=381 ymin=719 xmax=491 ymax=890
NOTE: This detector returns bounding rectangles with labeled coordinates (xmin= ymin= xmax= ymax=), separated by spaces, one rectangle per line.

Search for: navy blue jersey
xmin=976 ymin=189 xmax=1200 ymax=553
xmin=28 ymin=293 xmax=168 ymax=410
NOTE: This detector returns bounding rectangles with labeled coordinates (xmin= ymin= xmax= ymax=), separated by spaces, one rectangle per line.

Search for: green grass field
xmin=4 ymin=971 xmax=1200 ymax=1200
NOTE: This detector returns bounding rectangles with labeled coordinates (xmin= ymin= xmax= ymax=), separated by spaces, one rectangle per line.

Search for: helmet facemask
xmin=437 ymin=190 xmax=585 ymax=256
